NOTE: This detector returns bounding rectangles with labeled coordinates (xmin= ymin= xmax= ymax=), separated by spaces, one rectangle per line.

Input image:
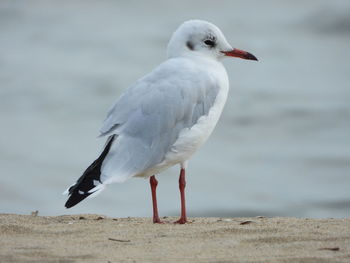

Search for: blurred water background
xmin=1 ymin=0 xmax=350 ymax=218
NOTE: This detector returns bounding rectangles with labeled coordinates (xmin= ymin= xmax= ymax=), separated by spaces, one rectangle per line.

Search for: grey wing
xmin=99 ymin=80 xmax=148 ymax=137
xmin=99 ymin=63 xmax=219 ymax=183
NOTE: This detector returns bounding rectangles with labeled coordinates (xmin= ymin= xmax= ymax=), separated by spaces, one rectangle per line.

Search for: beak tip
xmin=246 ymin=52 xmax=258 ymax=61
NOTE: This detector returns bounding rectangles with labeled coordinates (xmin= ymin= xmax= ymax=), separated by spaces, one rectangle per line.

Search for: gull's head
xmin=167 ymin=20 xmax=257 ymax=61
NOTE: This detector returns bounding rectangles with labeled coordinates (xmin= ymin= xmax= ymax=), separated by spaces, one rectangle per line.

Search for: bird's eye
xmin=204 ymin=39 xmax=215 ymax=47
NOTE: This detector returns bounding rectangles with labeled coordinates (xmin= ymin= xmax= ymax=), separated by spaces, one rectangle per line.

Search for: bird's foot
xmin=174 ymin=217 xmax=187 ymax=224
xmin=153 ymin=218 xmax=164 ymax=224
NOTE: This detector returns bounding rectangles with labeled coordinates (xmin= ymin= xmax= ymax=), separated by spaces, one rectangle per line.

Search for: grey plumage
xmin=99 ymin=57 xmax=220 ymax=182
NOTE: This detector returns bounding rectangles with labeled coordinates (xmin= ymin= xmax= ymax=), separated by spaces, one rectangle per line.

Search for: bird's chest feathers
xmin=163 ymin=77 xmax=229 ymax=166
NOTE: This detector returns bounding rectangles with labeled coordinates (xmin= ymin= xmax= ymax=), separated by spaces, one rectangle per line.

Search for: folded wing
xmin=99 ymin=58 xmax=220 ymax=183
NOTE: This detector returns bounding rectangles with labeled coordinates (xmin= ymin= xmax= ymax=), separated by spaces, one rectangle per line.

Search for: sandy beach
xmin=1 ymin=214 xmax=349 ymax=263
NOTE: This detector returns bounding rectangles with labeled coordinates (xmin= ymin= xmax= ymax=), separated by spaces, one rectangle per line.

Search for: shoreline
xmin=1 ymin=214 xmax=349 ymax=262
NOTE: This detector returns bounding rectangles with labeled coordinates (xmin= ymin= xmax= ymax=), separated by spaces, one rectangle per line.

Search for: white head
xmin=167 ymin=20 xmax=257 ymax=61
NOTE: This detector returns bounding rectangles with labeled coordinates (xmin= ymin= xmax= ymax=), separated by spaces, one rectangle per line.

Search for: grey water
xmin=1 ymin=0 xmax=350 ymax=218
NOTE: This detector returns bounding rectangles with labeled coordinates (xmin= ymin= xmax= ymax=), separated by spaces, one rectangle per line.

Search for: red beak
xmin=221 ymin=48 xmax=258 ymax=61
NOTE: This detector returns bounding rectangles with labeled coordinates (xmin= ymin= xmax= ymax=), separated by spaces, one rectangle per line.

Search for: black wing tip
xmin=64 ymin=196 xmax=77 ymax=209
xmin=65 ymin=192 xmax=90 ymax=209
xmin=64 ymin=135 xmax=116 ymax=209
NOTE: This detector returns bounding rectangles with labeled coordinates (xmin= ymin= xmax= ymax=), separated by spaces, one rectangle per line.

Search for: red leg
xmin=174 ymin=168 xmax=187 ymax=224
xmin=150 ymin=175 xmax=163 ymax=223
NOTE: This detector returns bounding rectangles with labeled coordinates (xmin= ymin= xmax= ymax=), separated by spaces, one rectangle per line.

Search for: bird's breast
xmin=134 ymin=59 xmax=229 ymax=178
xmin=149 ymin=75 xmax=229 ymax=175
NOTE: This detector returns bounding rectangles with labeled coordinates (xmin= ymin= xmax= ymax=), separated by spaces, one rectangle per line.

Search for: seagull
xmin=63 ymin=20 xmax=257 ymax=224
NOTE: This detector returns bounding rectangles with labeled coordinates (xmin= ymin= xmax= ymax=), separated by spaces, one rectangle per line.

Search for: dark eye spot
xmin=204 ymin=39 xmax=216 ymax=47
xmin=186 ymin=41 xmax=194 ymax=50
